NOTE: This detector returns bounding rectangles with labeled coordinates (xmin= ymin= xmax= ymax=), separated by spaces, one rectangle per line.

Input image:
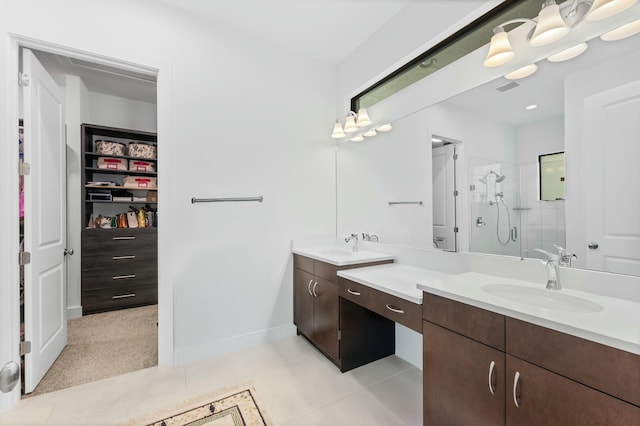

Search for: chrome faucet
xmin=534 ymin=249 xmax=561 ymax=290
xmin=345 ymin=233 xmax=359 ymax=252
xmin=554 ymin=244 xmax=577 ymax=267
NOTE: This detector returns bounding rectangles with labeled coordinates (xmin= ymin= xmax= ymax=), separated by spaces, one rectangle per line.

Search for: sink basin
xmin=481 ymin=284 xmax=604 ymax=313
xmin=318 ymin=249 xmax=353 ymax=256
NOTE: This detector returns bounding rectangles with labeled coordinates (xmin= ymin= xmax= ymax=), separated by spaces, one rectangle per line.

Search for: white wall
xmin=0 ymin=0 xmax=335 ymax=410
xmin=64 ymin=75 xmax=91 ymax=319
xmin=87 ymin=92 xmax=157 ymax=132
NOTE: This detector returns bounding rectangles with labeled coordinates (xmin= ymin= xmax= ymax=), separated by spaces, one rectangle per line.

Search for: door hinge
xmin=18 ymin=72 xmax=29 ymax=87
xmin=453 ymin=153 xmax=458 ymax=160
xmin=19 ymin=161 xmax=30 ymax=176
xmin=453 ymin=190 xmax=459 ymax=197
xmin=470 ymin=184 xmax=476 ymax=191
xmin=19 ymin=251 xmax=31 ymax=266
xmin=20 ymin=341 xmax=32 ymax=356
xmin=338 ymin=330 xmax=341 ymax=340
xmin=454 ymin=227 xmax=459 ymax=233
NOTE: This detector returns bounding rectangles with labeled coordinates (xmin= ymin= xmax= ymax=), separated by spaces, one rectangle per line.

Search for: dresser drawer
xmin=82 ymin=252 xmax=156 ymax=274
xmin=340 ymin=278 xmax=422 ymax=333
xmin=82 ymin=282 xmax=157 ymax=313
xmin=423 ymin=292 xmax=505 ymax=351
xmin=82 ymin=228 xmax=157 ymax=254
xmin=81 ymin=265 xmax=157 ymax=290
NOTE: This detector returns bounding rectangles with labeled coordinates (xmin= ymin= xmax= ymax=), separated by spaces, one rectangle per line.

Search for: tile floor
xmin=0 ymin=336 xmax=422 ymax=425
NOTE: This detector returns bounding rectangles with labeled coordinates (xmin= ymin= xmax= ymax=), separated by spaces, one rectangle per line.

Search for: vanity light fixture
xmin=484 ymin=0 xmax=633 ymax=68
xmin=587 ymin=0 xmax=637 ymax=21
xmin=600 ymin=18 xmax=640 ymax=40
xmin=504 ymin=63 xmax=539 ymax=80
xmin=547 ymin=42 xmax=589 ymax=61
xmin=331 ymin=108 xmax=373 ymax=138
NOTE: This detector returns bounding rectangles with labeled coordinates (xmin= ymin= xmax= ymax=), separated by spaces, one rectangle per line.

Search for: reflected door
xmin=583 ymin=79 xmax=640 ymax=275
xmin=432 ymin=144 xmax=457 ymax=251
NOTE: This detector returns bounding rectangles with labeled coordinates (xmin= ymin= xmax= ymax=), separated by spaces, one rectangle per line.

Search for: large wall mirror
xmin=337 ymin=6 xmax=640 ymax=277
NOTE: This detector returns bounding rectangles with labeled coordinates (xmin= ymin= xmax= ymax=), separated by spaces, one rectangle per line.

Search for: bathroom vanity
xmin=292 ymin=251 xmax=394 ymax=371
xmin=292 ymin=243 xmax=640 ymax=424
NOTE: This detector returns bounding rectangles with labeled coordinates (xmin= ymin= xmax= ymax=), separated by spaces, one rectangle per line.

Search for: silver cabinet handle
xmin=385 ymin=304 xmax=404 ymax=314
xmin=112 ymin=255 xmax=136 ymax=260
xmin=513 ymin=371 xmax=521 ymax=408
xmin=112 ymin=236 xmax=136 ymax=240
xmin=588 ymin=242 xmax=599 ymax=249
xmin=112 ymin=274 xmax=136 ymax=280
xmin=312 ymin=281 xmax=318 ymax=298
xmin=488 ymin=361 xmax=496 ymax=395
xmin=112 ymin=293 xmax=136 ymax=299
xmin=347 ymin=289 xmax=361 ymax=296
xmin=307 ymin=279 xmax=314 ymax=296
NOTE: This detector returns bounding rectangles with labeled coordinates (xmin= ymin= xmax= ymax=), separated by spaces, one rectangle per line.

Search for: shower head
xmin=488 ymin=170 xmax=506 ymax=182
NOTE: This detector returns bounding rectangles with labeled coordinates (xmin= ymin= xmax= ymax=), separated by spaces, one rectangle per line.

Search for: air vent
xmin=496 ymin=81 xmax=520 ymax=92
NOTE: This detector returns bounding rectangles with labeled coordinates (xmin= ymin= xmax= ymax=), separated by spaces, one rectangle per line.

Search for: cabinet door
xmin=506 ymin=355 xmax=640 ymax=426
xmin=293 ymin=268 xmax=314 ymax=339
xmin=423 ymin=321 xmax=505 ymax=426
xmin=313 ymin=277 xmax=339 ymax=363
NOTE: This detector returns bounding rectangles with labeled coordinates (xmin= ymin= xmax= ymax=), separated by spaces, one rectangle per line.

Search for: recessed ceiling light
xmin=600 ymin=19 xmax=640 ymax=41
xmin=504 ymin=64 xmax=538 ymax=80
xmin=432 ymin=137 xmax=443 ymax=143
xmin=525 ymin=104 xmax=538 ymax=110
xmin=547 ymin=42 xmax=588 ymax=62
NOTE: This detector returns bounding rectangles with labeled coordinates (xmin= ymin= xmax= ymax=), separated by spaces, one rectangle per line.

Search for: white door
xmin=583 ymin=79 xmax=640 ymax=276
xmin=432 ymin=144 xmax=457 ymax=251
xmin=22 ymin=48 xmax=68 ymax=393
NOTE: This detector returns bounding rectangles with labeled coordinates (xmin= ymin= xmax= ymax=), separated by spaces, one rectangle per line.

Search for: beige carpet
xmin=28 ymin=304 xmax=158 ymax=397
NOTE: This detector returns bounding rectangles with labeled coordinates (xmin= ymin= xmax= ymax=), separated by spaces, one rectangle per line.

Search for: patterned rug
xmin=145 ymin=389 xmax=267 ymax=426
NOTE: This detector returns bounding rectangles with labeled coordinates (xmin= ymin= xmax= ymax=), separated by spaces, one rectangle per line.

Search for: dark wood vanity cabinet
xmin=422 ymin=292 xmax=640 ymax=426
xmin=293 ymin=254 xmax=393 ymax=371
xmin=423 ymin=293 xmax=505 ymax=426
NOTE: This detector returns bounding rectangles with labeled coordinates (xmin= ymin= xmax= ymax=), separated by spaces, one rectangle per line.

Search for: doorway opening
xmin=18 ymin=45 xmax=159 ymax=397
xmin=431 ymin=135 xmax=460 ymax=252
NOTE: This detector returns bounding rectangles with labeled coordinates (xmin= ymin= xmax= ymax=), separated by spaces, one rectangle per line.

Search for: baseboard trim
xmin=67 ymin=305 xmax=82 ymax=320
xmin=174 ymin=323 xmax=296 ymax=366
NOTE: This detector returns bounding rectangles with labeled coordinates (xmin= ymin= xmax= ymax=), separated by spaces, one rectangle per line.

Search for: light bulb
xmin=588 ymin=0 xmax=637 ymax=21
xmin=331 ymin=121 xmax=345 ymax=139
xmin=484 ymin=29 xmax=516 ymax=67
xmin=530 ymin=1 xmax=570 ymax=46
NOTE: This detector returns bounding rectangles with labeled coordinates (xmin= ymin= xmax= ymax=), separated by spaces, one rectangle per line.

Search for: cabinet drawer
xmin=340 ymin=278 xmax=422 ymax=333
xmin=82 ymin=282 xmax=157 ymax=313
xmin=293 ymin=254 xmax=314 ymax=274
xmin=81 ymin=266 xmax=157 ymax=290
xmin=423 ymin=292 xmax=505 ymax=351
xmin=82 ymin=229 xmax=157 ymax=253
xmin=507 ymin=318 xmax=640 ymax=406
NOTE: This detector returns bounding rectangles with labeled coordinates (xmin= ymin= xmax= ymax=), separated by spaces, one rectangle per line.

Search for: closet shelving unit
xmin=81 ymin=124 xmax=158 ymax=314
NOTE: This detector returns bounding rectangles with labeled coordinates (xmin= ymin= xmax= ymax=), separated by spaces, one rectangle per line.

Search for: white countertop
xmin=338 ymin=264 xmax=451 ymax=304
xmin=417 ymin=272 xmax=640 ymax=355
xmin=292 ymin=246 xmax=395 ymax=266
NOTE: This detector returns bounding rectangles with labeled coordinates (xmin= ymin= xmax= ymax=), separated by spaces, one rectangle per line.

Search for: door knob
xmin=64 ymin=248 xmax=74 ymax=256
xmin=587 ymin=242 xmax=599 ymax=250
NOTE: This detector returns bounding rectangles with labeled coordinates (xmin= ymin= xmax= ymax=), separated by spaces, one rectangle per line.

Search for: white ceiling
xmin=155 ymin=0 xmax=412 ymax=64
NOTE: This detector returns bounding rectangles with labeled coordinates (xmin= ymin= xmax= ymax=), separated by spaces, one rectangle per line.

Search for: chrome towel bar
xmin=388 ymin=201 xmax=423 ymax=206
xmin=191 ymin=196 xmax=263 ymax=204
